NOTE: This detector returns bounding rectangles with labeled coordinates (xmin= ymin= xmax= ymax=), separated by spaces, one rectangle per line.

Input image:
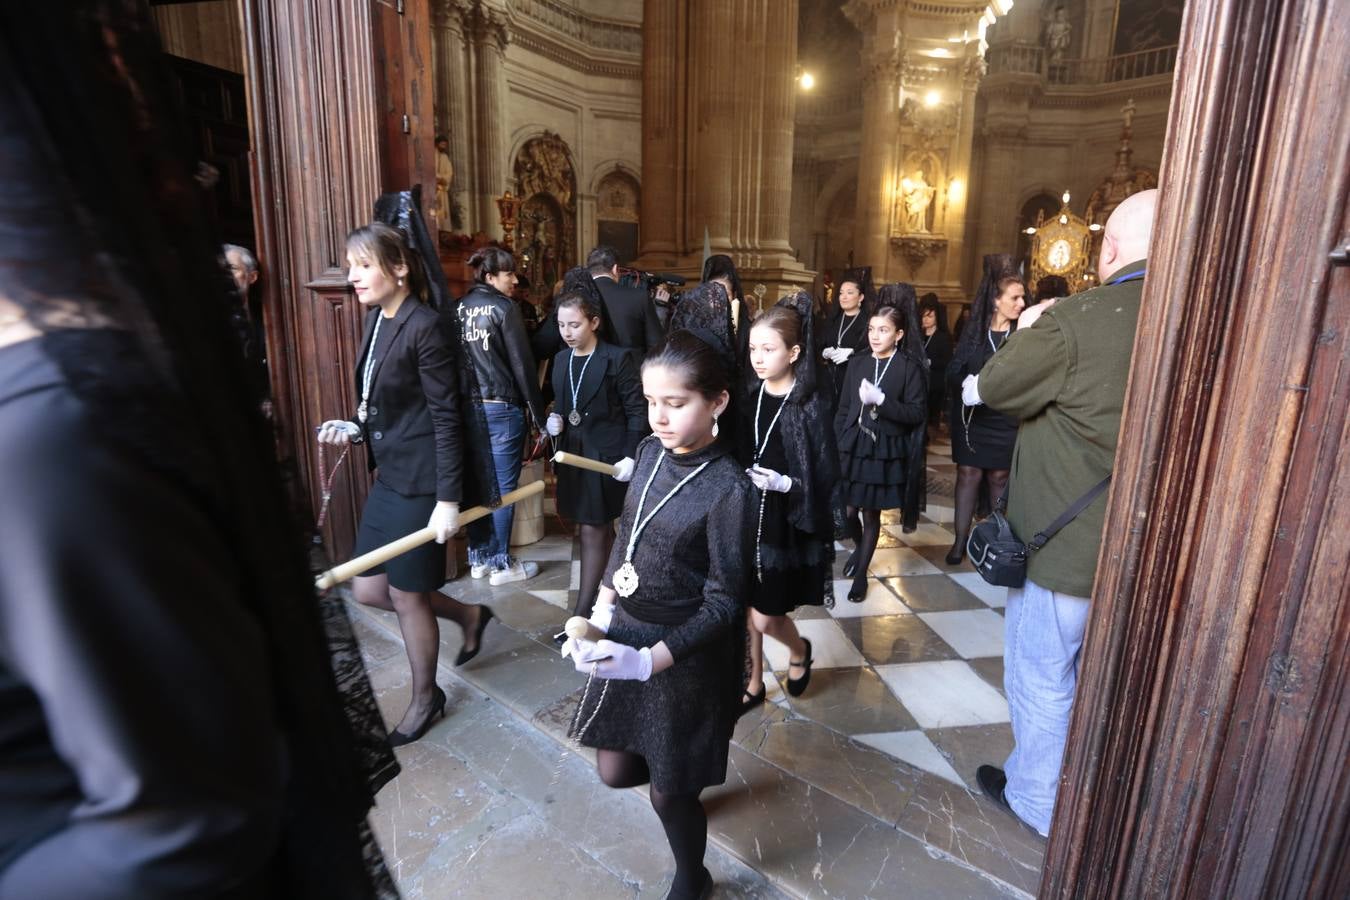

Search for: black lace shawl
xmin=876 ymin=283 xmax=930 ymax=529
xmin=374 ymin=189 xmax=499 ymax=510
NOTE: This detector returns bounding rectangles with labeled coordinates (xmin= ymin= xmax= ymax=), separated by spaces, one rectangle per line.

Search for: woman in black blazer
xmin=546 ymin=289 xmax=646 ymax=619
xmin=318 ymin=223 xmax=492 ymax=746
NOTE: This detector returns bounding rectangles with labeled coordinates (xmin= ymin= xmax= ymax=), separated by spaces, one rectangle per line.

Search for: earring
xmin=397 ymin=277 xmax=404 ymax=287
xmin=711 ymin=416 xmax=719 ymax=438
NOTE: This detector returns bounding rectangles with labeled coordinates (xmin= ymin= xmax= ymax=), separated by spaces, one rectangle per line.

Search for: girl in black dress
xmin=835 ymin=285 xmax=929 ymax=601
xmin=919 ymin=292 xmax=953 ymax=428
xmin=819 ymin=270 xmax=873 ymax=410
xmin=319 ymin=224 xmax=493 ymax=745
xmin=545 ymin=289 xmax=646 ymax=620
xmin=561 ymin=287 xmax=752 ymax=900
xmin=737 ymin=293 xmax=839 ymax=713
xmin=945 ymin=255 xmax=1026 ymax=563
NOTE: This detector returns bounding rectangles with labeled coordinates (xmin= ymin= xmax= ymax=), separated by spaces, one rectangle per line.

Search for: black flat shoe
xmin=945 ymin=542 xmax=965 ymax=566
xmin=738 ymin=685 xmax=766 ymax=717
xmin=786 ymin=638 xmax=813 ymax=697
xmin=976 ymin=764 xmax=1010 ymax=809
xmin=842 ymin=550 xmax=859 ymax=578
xmin=847 ymin=581 xmax=867 ymax=603
xmin=664 ymin=866 xmax=712 ymax=900
xmin=388 ymin=686 xmax=446 ymax=747
xmin=454 ymin=606 xmax=494 ymax=666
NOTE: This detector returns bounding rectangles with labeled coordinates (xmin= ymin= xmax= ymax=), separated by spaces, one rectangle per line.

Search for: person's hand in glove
xmin=562 ymin=636 xmax=599 ymax=667
xmin=961 ymin=374 xmax=983 ymax=407
xmin=588 ymin=640 xmax=653 ymax=681
xmin=747 ymin=465 xmax=792 ymax=493
xmin=546 ymin=412 xmax=564 ymax=436
xmin=589 ymin=598 xmax=615 ymax=633
xmin=859 ymin=378 xmax=886 ymax=406
xmin=427 ymin=500 xmax=460 ymax=544
xmin=612 ymin=457 xmax=635 ymax=482
xmin=318 ymin=420 xmax=361 ymax=445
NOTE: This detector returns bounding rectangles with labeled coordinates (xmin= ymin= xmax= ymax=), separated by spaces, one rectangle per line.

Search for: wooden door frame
xmin=1042 ymin=0 xmax=1349 ymax=895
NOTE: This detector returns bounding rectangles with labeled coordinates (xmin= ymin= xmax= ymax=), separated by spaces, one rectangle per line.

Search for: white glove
xmin=859 ymin=378 xmax=885 ymax=406
xmin=821 ymin=347 xmax=839 ymax=364
xmin=747 ymin=465 xmax=792 ymax=493
xmin=589 ymin=599 xmax=615 ymax=634
xmin=427 ymin=501 xmax=460 ymax=544
xmin=590 ymin=640 xmax=653 ymax=681
xmin=831 ymin=347 xmax=855 ymax=365
xmin=563 ymin=636 xmax=599 ymax=666
xmin=318 ymin=419 xmax=361 ymax=445
xmin=546 ymin=413 xmax=564 ymax=436
xmin=612 ymin=457 xmax=635 ymax=482
xmin=961 ymin=374 xmax=983 ymax=407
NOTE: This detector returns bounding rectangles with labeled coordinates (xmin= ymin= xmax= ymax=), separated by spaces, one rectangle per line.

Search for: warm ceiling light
xmin=928 ymin=48 xmax=952 ymax=58
xmin=1059 ymin=214 xmax=1069 ymax=224
xmin=1024 ymin=227 xmax=1037 ymax=235
xmin=1089 ymin=223 xmax=1103 ymax=232
xmin=798 ymin=71 xmax=815 ymax=90
xmin=924 ymin=90 xmax=942 ymax=107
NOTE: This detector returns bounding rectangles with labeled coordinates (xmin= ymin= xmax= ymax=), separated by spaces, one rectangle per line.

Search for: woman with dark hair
xmin=835 ymin=284 xmax=929 ymax=600
xmin=318 ymin=223 xmax=494 ymax=746
xmin=945 ymin=254 xmax=1026 ymax=564
xmin=819 ymin=269 xmax=873 ymax=410
xmin=0 ymin=5 xmax=390 ymax=895
xmin=700 ymin=253 xmax=745 ymax=332
xmin=918 ymin=292 xmax=953 ymax=427
xmin=458 ymin=245 xmax=547 ymax=584
xmin=561 ymin=284 xmax=752 ymax=900
xmin=736 ymin=293 xmax=839 ymax=713
xmin=545 ymin=289 xmax=646 ymax=623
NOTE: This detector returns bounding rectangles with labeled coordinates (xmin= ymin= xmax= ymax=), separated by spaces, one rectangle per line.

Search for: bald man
xmin=965 ymin=188 xmax=1157 ymax=837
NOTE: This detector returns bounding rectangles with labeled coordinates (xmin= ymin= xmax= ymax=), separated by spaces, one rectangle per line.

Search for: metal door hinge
xmin=1331 ymin=242 xmax=1349 ymax=266
xmin=402 ymin=114 xmax=410 ymax=134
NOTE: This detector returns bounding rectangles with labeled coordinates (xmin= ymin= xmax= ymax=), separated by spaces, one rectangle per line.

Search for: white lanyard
xmin=358 ymin=314 xmax=384 ymax=422
xmin=988 ymin=329 xmax=1007 ymax=354
xmin=873 ymin=352 xmax=895 ymax=387
xmin=752 ymin=380 xmax=793 ymax=466
xmin=623 ymin=452 xmax=710 ymax=565
xmin=568 ymin=349 xmax=594 ymax=414
xmin=837 ymin=311 xmax=859 ymax=346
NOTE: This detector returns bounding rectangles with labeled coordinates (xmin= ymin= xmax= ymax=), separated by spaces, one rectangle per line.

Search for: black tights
xmin=846 ymin=505 xmax=882 ymax=597
xmin=573 ymin=523 xmax=615 ymax=619
xmin=952 ymin=465 xmax=1009 ymax=550
xmin=597 ymin=750 xmax=707 ymax=898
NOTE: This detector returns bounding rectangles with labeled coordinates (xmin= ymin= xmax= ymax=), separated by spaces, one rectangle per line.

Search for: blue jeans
xmin=467 ymin=403 xmax=526 ymax=571
xmin=1002 ymin=578 xmax=1091 ymax=836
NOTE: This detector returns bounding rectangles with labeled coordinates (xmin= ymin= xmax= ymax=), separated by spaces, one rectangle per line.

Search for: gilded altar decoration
xmin=513 ymin=132 xmax=577 ymax=304
xmin=1024 ymin=191 xmax=1094 ymax=290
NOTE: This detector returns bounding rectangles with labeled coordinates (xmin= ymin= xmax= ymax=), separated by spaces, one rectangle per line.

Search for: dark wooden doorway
xmin=1043 ymin=0 xmax=1350 ymax=895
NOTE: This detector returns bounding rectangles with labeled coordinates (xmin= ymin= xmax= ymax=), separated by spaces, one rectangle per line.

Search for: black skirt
xmin=576 ymin=605 xmax=740 ymax=794
xmin=950 ymin=402 xmax=1017 ymax=469
xmin=837 ymin=424 xmax=907 ymax=510
xmin=555 ymin=430 xmax=627 ymax=525
xmin=352 ymin=479 xmax=446 ymax=592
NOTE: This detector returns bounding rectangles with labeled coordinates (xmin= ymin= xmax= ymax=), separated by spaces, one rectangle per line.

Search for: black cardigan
xmin=550 ymin=340 xmax=646 ymax=461
xmin=352 ymin=299 xmax=463 ymax=502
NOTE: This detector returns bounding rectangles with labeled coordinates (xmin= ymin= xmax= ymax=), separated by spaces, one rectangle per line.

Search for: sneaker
xmin=469 ymin=562 xmax=490 ymax=579
xmin=489 ymin=560 xmax=538 ymax=586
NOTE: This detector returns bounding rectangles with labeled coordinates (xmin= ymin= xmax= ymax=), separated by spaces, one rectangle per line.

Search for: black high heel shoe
xmin=945 ymin=540 xmax=966 ymax=566
xmin=842 ymin=550 xmax=859 ymax=579
xmin=786 ymin=638 xmax=814 ymax=697
xmin=388 ymin=686 xmax=446 ymax=747
xmin=454 ymin=606 xmax=495 ymax=666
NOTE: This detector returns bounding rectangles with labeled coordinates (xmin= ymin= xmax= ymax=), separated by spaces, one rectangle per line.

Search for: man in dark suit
xmin=586 ymin=245 xmax=664 ymax=363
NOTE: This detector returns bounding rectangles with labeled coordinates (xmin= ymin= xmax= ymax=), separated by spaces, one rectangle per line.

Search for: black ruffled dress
xmin=833 ymin=350 xmax=928 ymax=510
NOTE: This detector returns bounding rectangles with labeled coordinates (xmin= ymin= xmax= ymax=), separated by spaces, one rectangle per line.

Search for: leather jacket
xmin=457 ymin=283 xmax=545 ymax=426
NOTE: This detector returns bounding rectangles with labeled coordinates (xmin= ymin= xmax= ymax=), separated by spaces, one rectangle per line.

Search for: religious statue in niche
xmin=1043 ymin=5 xmax=1072 ymax=65
xmin=900 ymin=168 xmax=936 ymax=234
xmin=434 ymin=134 xmax=463 ymax=233
xmin=512 ymin=132 xmax=577 ymax=303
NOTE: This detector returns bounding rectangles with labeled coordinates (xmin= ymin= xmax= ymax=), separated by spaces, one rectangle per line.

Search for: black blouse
xmin=602 ymin=436 xmax=753 ymax=661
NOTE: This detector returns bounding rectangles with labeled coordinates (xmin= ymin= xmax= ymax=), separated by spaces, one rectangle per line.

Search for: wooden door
xmin=1042 ymin=0 xmax=1350 ymax=895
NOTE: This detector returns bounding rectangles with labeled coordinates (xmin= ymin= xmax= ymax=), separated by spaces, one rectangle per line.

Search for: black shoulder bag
xmin=966 ymin=477 xmax=1111 ymax=588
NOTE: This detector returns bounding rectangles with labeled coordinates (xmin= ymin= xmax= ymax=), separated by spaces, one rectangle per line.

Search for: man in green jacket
xmin=962 ymin=188 xmax=1157 ymax=836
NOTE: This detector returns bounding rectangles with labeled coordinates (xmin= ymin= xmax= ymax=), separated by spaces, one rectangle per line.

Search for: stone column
xmin=636 ymin=0 xmax=812 ymax=297
xmin=637 ymin=0 xmax=682 ymax=263
xmin=470 ymin=6 xmax=509 ymax=238
xmin=432 ymin=0 xmax=474 ymax=232
xmin=853 ymin=36 xmax=902 ymax=276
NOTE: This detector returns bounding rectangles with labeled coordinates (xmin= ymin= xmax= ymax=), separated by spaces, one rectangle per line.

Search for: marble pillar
xmin=853 ymin=35 xmax=902 ymax=277
xmin=470 ymin=5 xmax=508 ymax=239
xmin=635 ymin=0 xmax=812 ymax=299
xmin=432 ymin=0 xmax=474 ymax=232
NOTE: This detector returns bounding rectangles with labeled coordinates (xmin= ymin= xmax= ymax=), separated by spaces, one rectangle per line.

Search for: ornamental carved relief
xmin=513 ymin=132 xmax=577 ymax=301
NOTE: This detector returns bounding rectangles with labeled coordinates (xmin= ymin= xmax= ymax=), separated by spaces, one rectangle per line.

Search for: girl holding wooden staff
xmin=317 ymin=224 xmax=493 ymax=746
xmin=735 ymin=292 xmax=839 ymax=714
xmin=561 ymin=284 xmax=753 ymax=900
xmin=545 ymin=288 xmax=645 ymax=622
